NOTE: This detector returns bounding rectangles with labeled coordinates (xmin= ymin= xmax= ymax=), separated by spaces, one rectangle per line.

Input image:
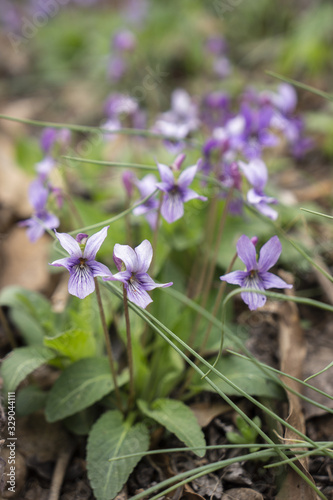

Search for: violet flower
xmin=153 ymin=89 xmax=200 ymax=141
xmin=50 ymin=227 xmax=112 ymax=299
xmin=132 ymin=174 xmax=159 ymax=229
xmin=19 ymin=180 xmax=59 ymax=242
xmin=104 ymin=240 xmax=172 ymax=309
xmin=220 ymin=235 xmax=292 ymax=310
xmin=239 ymin=159 xmax=278 ymax=220
xmin=156 ymin=157 xmax=207 ymax=223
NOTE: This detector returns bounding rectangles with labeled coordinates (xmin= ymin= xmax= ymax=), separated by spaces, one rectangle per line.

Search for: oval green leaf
xmin=138 ymin=398 xmax=206 ymax=457
xmin=45 ymin=358 xmax=128 ymax=422
xmin=87 ymin=410 xmax=149 ymax=500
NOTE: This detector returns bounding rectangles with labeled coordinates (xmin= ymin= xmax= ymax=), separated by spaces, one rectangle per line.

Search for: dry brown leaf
xmin=190 ymin=401 xmax=231 ymax=428
xmin=222 ymin=487 xmax=264 ymax=500
xmin=303 ymin=346 xmax=333 ymax=419
xmin=0 ymin=227 xmax=50 ymax=292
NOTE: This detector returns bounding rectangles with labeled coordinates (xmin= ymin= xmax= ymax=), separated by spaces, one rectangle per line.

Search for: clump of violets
xmin=104 ymin=240 xmax=172 ymax=309
xmin=19 ymin=179 xmax=60 ymax=243
xmin=156 ymin=154 xmax=207 ymax=223
xmin=50 ymin=227 xmax=112 ymax=299
xmin=220 ymin=235 xmax=292 ymax=311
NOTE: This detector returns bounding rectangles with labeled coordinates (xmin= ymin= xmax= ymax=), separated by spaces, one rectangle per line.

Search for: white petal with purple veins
xmin=55 ymin=231 xmax=82 ymax=258
xmin=83 ymin=226 xmax=109 ymax=261
xmin=68 ymin=265 xmax=95 ymax=299
xmin=113 ymin=244 xmax=138 ymax=272
xmin=135 ymin=240 xmax=153 ymax=273
xmin=161 ymin=192 xmax=184 ymax=223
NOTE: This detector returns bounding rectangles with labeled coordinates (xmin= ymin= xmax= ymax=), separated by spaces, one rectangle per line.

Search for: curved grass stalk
xmin=62 ymin=156 xmax=158 ymax=171
xmin=265 ymin=442 xmax=333 ymax=469
xmin=164 ymin=287 xmax=333 ymax=406
xmin=266 ymin=71 xmax=333 ymax=102
xmin=227 ymin=351 xmax=333 ymax=407
xmin=304 ymin=361 xmax=333 ymax=382
xmin=108 ymin=442 xmax=333 ymax=462
xmin=129 ymin=449 xmax=276 ymax=500
xmin=66 ymin=188 xmax=159 ymax=235
xmin=0 ymin=113 xmax=190 ymax=142
xmin=203 ymin=287 xmax=333 ymax=379
xmin=300 ymin=208 xmax=333 ymax=220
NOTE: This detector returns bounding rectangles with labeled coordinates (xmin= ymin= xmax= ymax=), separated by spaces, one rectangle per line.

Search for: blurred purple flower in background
xmin=239 ymin=158 xmax=278 ymax=220
xmin=19 ymin=180 xmax=59 ymax=242
xmin=104 ymin=239 xmax=172 ymax=309
xmin=133 ymin=174 xmax=160 ymax=229
xmin=153 ymin=89 xmax=200 ymax=141
xmin=220 ymin=235 xmax=292 ymax=310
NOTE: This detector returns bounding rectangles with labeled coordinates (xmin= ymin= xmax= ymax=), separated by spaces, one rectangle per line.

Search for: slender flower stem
xmin=186 ymin=189 xmax=234 ymax=353
xmin=123 ymin=286 xmax=135 ymax=411
xmin=187 ymin=195 xmax=219 ymax=298
xmin=150 ymin=194 xmax=163 ymax=277
xmin=94 ymin=278 xmax=123 ymax=412
xmin=201 ymin=187 xmax=234 ymax=306
xmin=179 ymin=251 xmax=238 ymax=396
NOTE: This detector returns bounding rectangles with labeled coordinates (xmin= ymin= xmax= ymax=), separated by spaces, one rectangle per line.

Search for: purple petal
xmin=88 ymin=261 xmax=113 ymax=278
xmin=260 ymin=271 xmax=292 ymax=289
xmin=258 ymin=236 xmax=282 ymax=272
xmin=49 ymin=256 xmax=76 ymax=271
xmin=55 ymin=231 xmax=82 ymax=258
xmin=134 ymin=240 xmax=153 ymax=273
xmin=161 ymin=192 xmax=184 ymax=223
xmin=113 ymin=244 xmax=137 ymax=272
xmin=137 ymin=272 xmax=173 ymax=291
xmin=241 ymin=290 xmax=266 ymax=311
xmin=182 ymin=188 xmax=207 ymax=203
xmin=83 ymin=226 xmax=109 ymax=261
xmin=236 ymin=235 xmax=257 ymax=271
xmin=25 ymin=220 xmax=45 ymax=243
xmin=104 ymin=270 xmax=131 ymax=284
xmin=157 ymin=162 xmax=174 ymax=187
xmin=239 ymin=159 xmax=268 ymax=190
xmin=220 ymin=270 xmax=247 ymax=286
xmin=126 ymin=283 xmax=153 ymax=309
xmin=255 ymin=202 xmax=278 ymax=221
xmin=178 ymin=165 xmax=197 ymax=189
xmin=43 ymin=212 xmax=60 ymax=230
xmin=68 ymin=265 xmax=95 ymax=299
xmin=29 ymin=180 xmax=48 ymax=211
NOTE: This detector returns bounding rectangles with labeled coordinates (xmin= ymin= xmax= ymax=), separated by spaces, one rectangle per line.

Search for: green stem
xmin=123 ymin=286 xmax=135 ymax=411
xmin=150 ymin=194 xmax=163 ymax=277
xmin=185 ymin=189 xmax=233 ymax=353
xmin=94 ymin=279 xmax=123 ymax=412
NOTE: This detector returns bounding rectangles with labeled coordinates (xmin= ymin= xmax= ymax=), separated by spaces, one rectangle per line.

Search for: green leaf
xmin=192 ymin=355 xmax=285 ymax=399
xmin=44 ymin=328 xmax=96 ymax=361
xmin=10 ymin=309 xmax=45 ymax=346
xmin=0 ymin=286 xmax=56 ymax=343
xmin=1 ymin=346 xmax=56 ymax=392
xmin=16 ymin=386 xmax=48 ymax=416
xmin=138 ymin=398 xmax=206 ymax=457
xmin=64 ymin=407 xmax=98 ymax=436
xmin=87 ymin=411 xmax=149 ymax=500
xmin=45 ymin=358 xmax=128 ymax=422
